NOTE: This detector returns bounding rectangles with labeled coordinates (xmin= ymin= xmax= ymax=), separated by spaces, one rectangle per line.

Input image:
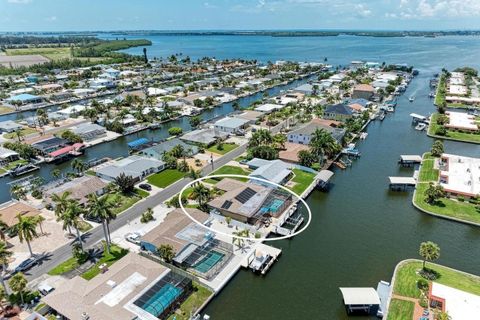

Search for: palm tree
xmin=87 ymin=194 xmax=115 ymax=254
xmin=419 ymin=241 xmax=440 ymax=270
xmin=13 ymin=129 xmax=23 ymax=142
xmin=188 ymin=168 xmax=202 ymax=186
xmin=10 ymin=185 xmax=26 ymax=200
xmin=71 ymin=158 xmax=85 ymax=175
xmin=34 ymin=215 xmax=46 ymax=235
xmin=14 ymin=214 xmax=39 ymax=257
xmin=0 ymin=242 xmax=13 ymax=294
xmin=51 ymin=191 xmax=71 ymax=219
xmin=191 ymin=183 xmax=211 ymax=210
xmin=65 ymin=200 xmax=86 ymax=251
xmin=8 ymin=272 xmax=27 ymax=304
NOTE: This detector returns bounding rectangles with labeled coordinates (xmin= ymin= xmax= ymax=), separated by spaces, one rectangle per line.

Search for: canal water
xmin=5 ymin=33 xmax=480 ymax=319
xmin=0 ymin=76 xmax=312 ymax=203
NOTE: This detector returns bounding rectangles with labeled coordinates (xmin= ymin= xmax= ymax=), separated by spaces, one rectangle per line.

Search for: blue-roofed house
xmin=7 ymin=93 xmax=42 ymax=105
xmin=323 ymin=104 xmax=354 ymax=121
xmin=214 ymin=117 xmax=249 ymax=135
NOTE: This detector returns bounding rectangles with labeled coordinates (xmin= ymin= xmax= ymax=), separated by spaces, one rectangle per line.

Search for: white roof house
xmin=440 ymin=153 xmax=480 ymax=197
xmin=254 ymin=103 xmax=285 ymax=113
xmin=57 ymin=104 xmax=86 ymax=116
xmin=431 ymin=282 xmax=480 ymax=320
xmin=147 ymin=87 xmax=168 ymax=96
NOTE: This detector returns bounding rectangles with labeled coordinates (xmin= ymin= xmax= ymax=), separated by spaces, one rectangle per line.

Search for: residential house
xmin=139 ymin=138 xmax=198 ymax=160
xmin=96 ymin=155 xmax=165 ymax=182
xmin=71 ymin=123 xmax=107 ymax=141
xmin=352 ymin=84 xmax=375 ymax=100
xmin=287 ymin=118 xmax=345 ymax=144
xmin=0 ymin=120 xmax=23 ymax=133
xmin=214 ymin=117 xmax=249 ymax=135
xmin=323 ymin=104 xmax=354 ymax=121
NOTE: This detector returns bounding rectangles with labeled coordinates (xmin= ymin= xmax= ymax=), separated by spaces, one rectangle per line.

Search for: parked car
xmin=38 ymin=283 xmax=55 ymax=296
xmin=139 ymin=183 xmax=152 ymax=191
xmin=14 ymin=257 xmax=38 ymax=273
xmin=125 ymin=232 xmax=142 ymax=245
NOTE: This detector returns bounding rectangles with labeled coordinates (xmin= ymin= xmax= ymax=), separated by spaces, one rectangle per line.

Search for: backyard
xmin=386 ymin=299 xmax=414 ymax=320
xmin=428 ymin=113 xmax=480 ymax=144
xmin=414 ymin=154 xmax=480 ymax=224
xmin=3 ymin=127 xmax=38 ymax=140
xmin=167 ymin=282 xmax=213 ymax=320
xmin=288 ymin=169 xmax=316 ymax=195
xmin=147 ymin=169 xmax=185 ymax=188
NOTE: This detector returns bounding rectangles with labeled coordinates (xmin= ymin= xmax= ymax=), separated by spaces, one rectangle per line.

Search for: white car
xmin=125 ymin=232 xmax=142 ymax=245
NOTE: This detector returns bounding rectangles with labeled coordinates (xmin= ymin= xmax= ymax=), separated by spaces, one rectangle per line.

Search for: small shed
xmin=339 ymin=287 xmax=380 ymax=315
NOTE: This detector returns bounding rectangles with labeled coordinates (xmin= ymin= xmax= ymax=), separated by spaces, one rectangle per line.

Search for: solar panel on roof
xmin=235 ymin=187 xmax=257 ymax=204
xmin=221 ymin=200 xmax=233 ymax=209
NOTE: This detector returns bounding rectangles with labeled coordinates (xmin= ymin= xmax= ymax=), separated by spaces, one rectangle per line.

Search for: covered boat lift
xmin=317 ymin=170 xmax=334 ymax=190
xmin=339 ymin=287 xmax=381 ymax=316
xmin=388 ymin=176 xmax=416 ymax=191
xmin=398 ymin=155 xmax=422 ymax=167
xmin=410 ymin=113 xmax=428 ymax=125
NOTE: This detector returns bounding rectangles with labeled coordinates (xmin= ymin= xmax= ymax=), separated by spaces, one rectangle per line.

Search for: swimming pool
xmin=194 ymin=251 xmax=225 ymax=273
xmin=139 ymin=283 xmax=182 ymax=317
xmin=261 ymin=199 xmax=285 ymax=213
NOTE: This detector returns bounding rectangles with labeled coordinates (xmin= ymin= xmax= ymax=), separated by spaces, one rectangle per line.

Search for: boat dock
xmin=388 ymin=176 xmax=417 ymax=191
xmin=410 ymin=113 xmax=428 ymax=125
xmin=398 ymin=155 xmax=422 ymax=167
xmin=244 ymin=243 xmax=282 ymax=275
xmin=273 ymin=212 xmax=304 ymax=236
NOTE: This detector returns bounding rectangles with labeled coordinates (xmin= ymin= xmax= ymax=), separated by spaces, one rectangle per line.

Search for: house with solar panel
xmin=208 ymin=178 xmax=293 ymax=225
xmin=43 ymin=252 xmax=197 ymax=320
xmin=140 ymin=208 xmax=233 ymax=280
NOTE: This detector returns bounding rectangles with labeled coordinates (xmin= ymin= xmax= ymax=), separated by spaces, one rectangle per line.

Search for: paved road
xmin=26 ymin=143 xmax=248 ymax=280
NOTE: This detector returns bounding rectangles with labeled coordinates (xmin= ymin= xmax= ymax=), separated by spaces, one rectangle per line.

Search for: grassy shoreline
xmin=413 ymin=153 xmax=480 ymax=225
xmin=428 ymin=113 xmax=480 ymax=144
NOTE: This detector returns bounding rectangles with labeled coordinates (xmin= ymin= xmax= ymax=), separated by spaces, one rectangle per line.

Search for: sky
xmin=2 ymin=0 xmax=480 ymax=32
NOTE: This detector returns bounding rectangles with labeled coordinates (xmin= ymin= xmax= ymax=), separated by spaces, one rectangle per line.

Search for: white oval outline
xmin=178 ymin=173 xmax=312 ymax=242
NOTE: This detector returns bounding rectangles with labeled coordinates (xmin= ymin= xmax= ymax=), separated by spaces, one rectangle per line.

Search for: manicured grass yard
xmin=204 ymin=165 xmax=251 ymax=184
xmin=147 ymin=169 xmax=185 ymax=188
xmin=3 ymin=127 xmax=38 ymax=140
xmin=4 ymin=159 xmax=29 ymax=170
xmin=81 ymin=243 xmax=129 ymax=280
xmin=48 ymin=256 xmax=81 ymax=276
xmin=7 ymin=47 xmax=72 ymax=60
xmin=207 ymin=143 xmax=238 ymax=155
xmin=429 ymin=113 xmax=480 ymax=144
xmin=288 ymin=169 xmax=316 ymax=195
xmin=393 ymin=260 xmax=480 ymax=299
xmin=414 ymin=154 xmax=480 ymax=224
xmin=386 ymin=299 xmax=414 ymax=320
xmin=167 ymin=282 xmax=213 ymax=320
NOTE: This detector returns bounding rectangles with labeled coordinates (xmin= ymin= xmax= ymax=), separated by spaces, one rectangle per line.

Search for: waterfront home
xmin=352 ymin=84 xmax=375 ymax=100
xmin=428 ymin=282 xmax=480 ymax=319
xmin=254 ymin=103 xmax=285 ymax=113
xmin=44 ymin=175 xmax=108 ymax=206
xmin=72 ymin=88 xmax=95 ymax=98
xmin=0 ymin=201 xmax=41 ymax=229
xmin=208 ymin=179 xmax=292 ymax=225
xmin=247 ymin=158 xmax=292 ymax=186
xmin=323 ymin=103 xmax=354 ymax=121
xmin=138 ymin=138 xmax=198 ymax=160
xmin=31 ymin=136 xmax=69 ymax=155
xmin=0 ymin=120 xmax=23 ymax=133
xmin=8 ymin=87 xmax=34 ymax=96
xmin=439 ymin=153 xmax=480 ymax=199
xmin=0 ymin=146 xmax=20 ymax=163
xmin=6 ymin=93 xmax=43 ymax=105
xmin=90 ymin=78 xmax=115 ymax=89
xmin=214 ymin=117 xmax=249 ymax=135
xmin=147 ymin=87 xmax=168 ymax=96
xmin=181 ymin=128 xmax=228 ymax=147
xmin=71 ymin=123 xmax=107 ymax=141
xmin=33 ymin=83 xmax=63 ymax=93
xmin=43 ymin=252 xmax=194 ymax=320
xmin=140 ymin=208 xmax=233 ymax=280
xmin=287 ymin=118 xmax=345 ymax=144
xmin=444 ymin=111 xmax=479 ymax=132
xmin=57 ymin=104 xmax=87 ymax=117
xmin=96 ymin=155 xmax=165 ymax=182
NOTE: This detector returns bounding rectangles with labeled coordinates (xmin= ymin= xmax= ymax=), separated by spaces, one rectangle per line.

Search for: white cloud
xmin=204 ymin=2 xmax=218 ymax=9
xmin=7 ymin=0 xmax=32 ymax=3
xmin=45 ymin=16 xmax=57 ymax=22
xmin=389 ymin=0 xmax=480 ymax=19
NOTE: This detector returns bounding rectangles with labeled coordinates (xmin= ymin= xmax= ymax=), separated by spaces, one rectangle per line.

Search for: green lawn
xmin=434 ymin=74 xmax=446 ymax=106
xmin=3 ymin=127 xmax=38 ymax=140
xmin=6 ymin=47 xmax=73 ymax=60
xmin=428 ymin=113 xmax=480 ymax=144
xmin=167 ymin=282 xmax=213 ymax=320
xmin=205 ymin=165 xmax=251 ymax=184
xmin=78 ymin=220 xmax=93 ymax=232
xmin=147 ymin=169 xmax=185 ymax=188
xmin=207 ymin=143 xmax=238 ymax=155
xmin=104 ymin=192 xmax=143 ymax=215
xmin=48 ymin=256 xmax=80 ymax=276
xmin=0 ymin=105 xmax=13 ymax=115
xmin=288 ymin=169 xmax=316 ymax=195
xmin=4 ymin=159 xmax=29 ymax=170
xmin=393 ymin=260 xmax=480 ymax=299
xmin=386 ymin=299 xmax=414 ymax=320
xmin=81 ymin=243 xmax=129 ymax=280
xmin=414 ymin=154 xmax=480 ymax=224
xmin=0 ymin=168 xmax=7 ymax=175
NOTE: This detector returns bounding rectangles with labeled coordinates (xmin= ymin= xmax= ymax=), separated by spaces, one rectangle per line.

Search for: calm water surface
xmin=7 ymin=34 xmax=480 ymax=319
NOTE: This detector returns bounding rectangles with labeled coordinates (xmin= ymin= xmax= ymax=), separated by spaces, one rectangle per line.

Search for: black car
xmin=139 ymin=183 xmax=152 ymax=191
xmin=14 ymin=257 xmax=38 ymax=273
